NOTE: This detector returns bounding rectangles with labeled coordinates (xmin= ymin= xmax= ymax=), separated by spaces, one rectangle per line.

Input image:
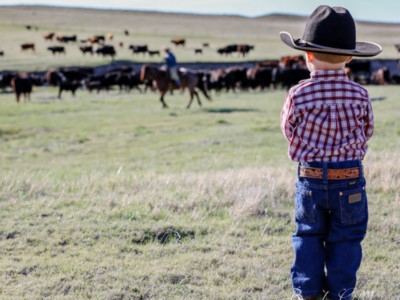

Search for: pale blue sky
xmin=1 ymin=0 xmax=399 ymax=23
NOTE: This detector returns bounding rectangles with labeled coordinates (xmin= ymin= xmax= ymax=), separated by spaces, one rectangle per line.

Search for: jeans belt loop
xmin=358 ymin=159 xmax=364 ymax=178
xmin=322 ymin=163 xmax=328 ymax=184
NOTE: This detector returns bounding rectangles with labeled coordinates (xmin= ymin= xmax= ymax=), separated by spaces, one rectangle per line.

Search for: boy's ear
xmin=306 ymin=52 xmax=314 ymax=62
xmin=346 ymin=56 xmax=353 ymax=63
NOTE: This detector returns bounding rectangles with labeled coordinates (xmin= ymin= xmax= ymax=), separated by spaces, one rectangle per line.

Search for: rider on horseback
xmin=163 ymin=46 xmax=180 ymax=87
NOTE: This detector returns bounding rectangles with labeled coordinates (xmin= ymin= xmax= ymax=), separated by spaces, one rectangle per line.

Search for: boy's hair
xmin=312 ymin=52 xmax=350 ymax=64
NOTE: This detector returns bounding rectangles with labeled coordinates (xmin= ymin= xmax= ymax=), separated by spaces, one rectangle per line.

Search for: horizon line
xmin=1 ymin=3 xmax=400 ymax=24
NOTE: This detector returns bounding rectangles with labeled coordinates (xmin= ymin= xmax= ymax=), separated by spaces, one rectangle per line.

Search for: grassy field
xmin=1 ymin=5 xmax=400 ymax=299
xmin=0 ymin=84 xmax=399 ymax=299
xmin=0 ymin=5 xmax=400 ymax=71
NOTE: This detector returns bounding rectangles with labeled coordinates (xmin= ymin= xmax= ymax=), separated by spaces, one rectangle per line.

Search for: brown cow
xmin=44 ymin=32 xmax=55 ymax=40
xmin=89 ymin=36 xmax=105 ymax=44
xmin=20 ymin=43 xmax=35 ymax=51
xmin=279 ymin=55 xmax=305 ymax=68
xmin=171 ymin=39 xmax=185 ymax=46
xmin=79 ymin=45 xmax=93 ymax=55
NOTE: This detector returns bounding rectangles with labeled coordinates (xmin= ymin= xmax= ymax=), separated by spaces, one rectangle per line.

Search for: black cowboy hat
xmin=280 ymin=5 xmax=382 ymax=57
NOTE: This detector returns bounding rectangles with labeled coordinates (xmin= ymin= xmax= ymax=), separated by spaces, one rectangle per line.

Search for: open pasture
xmin=0 ymin=6 xmax=400 ymax=71
xmin=0 ymin=84 xmax=400 ymax=298
xmin=1 ymin=5 xmax=400 ymax=299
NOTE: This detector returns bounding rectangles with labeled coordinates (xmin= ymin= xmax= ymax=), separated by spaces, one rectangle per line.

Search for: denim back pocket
xmin=339 ymin=185 xmax=367 ymax=225
xmin=295 ymin=187 xmax=315 ymax=223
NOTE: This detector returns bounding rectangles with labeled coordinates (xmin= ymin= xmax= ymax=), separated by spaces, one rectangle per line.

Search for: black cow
xmin=58 ymin=79 xmax=81 ymax=98
xmin=217 ymin=44 xmax=238 ymax=56
xmin=79 ymin=46 xmax=93 ymax=55
xmin=47 ymin=46 xmax=65 ymax=55
xmin=57 ymin=35 xmax=77 ymax=43
xmin=272 ymin=68 xmax=310 ymax=90
xmin=237 ymin=44 xmax=254 ymax=57
xmin=223 ymin=67 xmax=248 ymax=92
xmin=148 ymin=50 xmax=160 ymax=56
xmin=129 ymin=45 xmax=148 ymax=55
xmin=96 ymin=45 xmax=116 ymax=58
xmin=247 ymin=67 xmax=273 ymax=90
xmin=11 ymin=77 xmax=33 ymax=102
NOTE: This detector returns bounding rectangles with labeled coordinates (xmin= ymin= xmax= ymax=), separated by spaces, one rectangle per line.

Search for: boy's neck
xmin=307 ymin=60 xmax=346 ymax=72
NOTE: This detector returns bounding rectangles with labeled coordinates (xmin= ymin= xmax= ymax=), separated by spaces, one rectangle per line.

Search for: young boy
xmin=279 ymin=5 xmax=382 ymax=300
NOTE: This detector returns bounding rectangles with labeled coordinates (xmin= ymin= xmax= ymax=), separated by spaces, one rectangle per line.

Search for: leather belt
xmin=299 ymin=166 xmax=360 ymax=180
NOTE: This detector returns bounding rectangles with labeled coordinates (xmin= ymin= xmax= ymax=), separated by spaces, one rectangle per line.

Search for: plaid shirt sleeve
xmin=364 ymin=101 xmax=374 ymax=140
xmin=280 ymin=90 xmax=296 ymax=142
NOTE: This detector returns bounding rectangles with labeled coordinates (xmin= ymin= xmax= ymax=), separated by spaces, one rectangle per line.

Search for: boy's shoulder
xmin=287 ymin=72 xmax=369 ymax=101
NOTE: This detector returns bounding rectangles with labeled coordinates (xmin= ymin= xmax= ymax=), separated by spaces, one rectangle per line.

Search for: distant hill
xmin=0 ymin=5 xmax=398 ymax=71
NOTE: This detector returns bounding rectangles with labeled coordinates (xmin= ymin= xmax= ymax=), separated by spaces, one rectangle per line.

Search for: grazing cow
xmin=129 ymin=45 xmax=148 ymax=55
xmin=79 ymin=45 xmax=93 ymax=55
xmin=80 ymin=39 xmax=88 ymax=43
xmin=21 ymin=43 xmax=35 ymax=51
xmin=217 ymin=44 xmax=238 ymax=56
xmin=89 ymin=35 xmax=105 ymax=44
xmin=11 ymin=76 xmax=33 ymax=103
xmin=370 ymin=67 xmax=390 ymax=85
xmin=246 ymin=67 xmax=274 ymax=90
xmin=237 ymin=44 xmax=254 ymax=57
xmin=202 ymin=43 xmax=209 ymax=47
xmin=25 ymin=25 xmax=31 ymax=30
xmin=47 ymin=46 xmax=65 ymax=55
xmin=0 ymin=51 xmax=3 ymax=57
xmin=58 ymin=73 xmax=81 ymax=99
xmin=203 ymin=69 xmax=227 ymax=92
xmin=96 ymin=45 xmax=116 ymax=58
xmin=44 ymin=32 xmax=55 ymax=40
xmin=272 ymin=68 xmax=310 ymax=90
xmin=279 ymin=55 xmax=305 ymax=68
xmin=119 ymin=42 xmax=124 ymax=48
xmin=124 ymin=29 xmax=129 ymax=36
xmin=346 ymin=60 xmax=371 ymax=84
xmin=115 ymin=72 xmax=142 ymax=92
xmin=171 ymin=39 xmax=185 ymax=46
xmin=148 ymin=50 xmax=160 ymax=56
xmin=223 ymin=67 xmax=248 ymax=92
xmin=395 ymin=44 xmax=400 ymax=52
xmin=56 ymin=35 xmax=77 ymax=43
xmin=194 ymin=48 xmax=203 ymax=54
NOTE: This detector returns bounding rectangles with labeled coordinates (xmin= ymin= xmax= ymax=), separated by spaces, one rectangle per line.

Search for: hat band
xmin=298 ymin=39 xmax=356 ymax=52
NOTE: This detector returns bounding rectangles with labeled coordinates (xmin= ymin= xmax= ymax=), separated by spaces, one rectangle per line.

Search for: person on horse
xmin=163 ymin=46 xmax=180 ymax=87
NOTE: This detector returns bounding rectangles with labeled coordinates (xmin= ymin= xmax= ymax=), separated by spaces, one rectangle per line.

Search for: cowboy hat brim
xmin=280 ymin=31 xmax=382 ymax=57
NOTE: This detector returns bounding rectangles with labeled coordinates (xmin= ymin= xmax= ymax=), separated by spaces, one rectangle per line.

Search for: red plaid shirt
xmin=281 ymin=69 xmax=374 ymax=162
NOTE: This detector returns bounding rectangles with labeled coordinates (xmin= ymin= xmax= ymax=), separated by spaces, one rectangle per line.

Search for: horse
xmin=140 ymin=64 xmax=211 ymax=109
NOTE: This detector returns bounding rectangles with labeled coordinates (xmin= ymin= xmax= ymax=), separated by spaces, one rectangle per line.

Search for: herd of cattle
xmin=1 ymin=54 xmax=397 ymax=106
xmin=0 ymin=25 xmax=255 ymax=59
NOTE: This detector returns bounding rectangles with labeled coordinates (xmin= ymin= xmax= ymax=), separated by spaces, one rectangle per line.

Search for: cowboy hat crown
xmin=280 ymin=5 xmax=382 ymax=56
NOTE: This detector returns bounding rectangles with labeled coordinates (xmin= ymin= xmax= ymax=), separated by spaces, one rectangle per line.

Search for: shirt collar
xmin=310 ymin=69 xmax=348 ymax=80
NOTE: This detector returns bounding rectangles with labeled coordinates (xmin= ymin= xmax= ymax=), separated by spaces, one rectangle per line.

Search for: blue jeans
xmin=291 ymin=160 xmax=368 ymax=300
